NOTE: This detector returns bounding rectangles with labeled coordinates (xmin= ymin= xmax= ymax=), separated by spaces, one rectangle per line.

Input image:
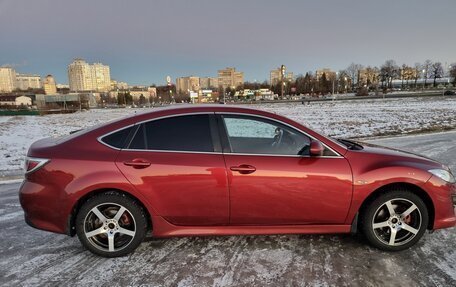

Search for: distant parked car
xmin=20 ymin=105 xmax=456 ymax=257
xmin=444 ymin=90 xmax=455 ymax=96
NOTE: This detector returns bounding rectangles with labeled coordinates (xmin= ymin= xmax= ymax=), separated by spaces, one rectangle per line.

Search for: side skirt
xmin=151 ymin=216 xmax=351 ymax=238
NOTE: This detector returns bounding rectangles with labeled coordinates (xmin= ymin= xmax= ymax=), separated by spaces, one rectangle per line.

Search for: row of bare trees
xmin=274 ymin=60 xmax=454 ymax=96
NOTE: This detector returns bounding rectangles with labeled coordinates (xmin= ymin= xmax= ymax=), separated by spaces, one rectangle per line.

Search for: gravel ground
xmin=0 ymin=131 xmax=455 ymax=287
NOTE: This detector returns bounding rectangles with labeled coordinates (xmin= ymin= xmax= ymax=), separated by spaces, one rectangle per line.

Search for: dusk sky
xmin=1 ymin=0 xmax=455 ymax=85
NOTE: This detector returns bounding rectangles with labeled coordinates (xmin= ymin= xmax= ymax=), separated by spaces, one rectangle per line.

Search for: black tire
xmin=76 ymin=191 xmax=147 ymax=257
xmin=361 ymin=189 xmax=428 ymax=251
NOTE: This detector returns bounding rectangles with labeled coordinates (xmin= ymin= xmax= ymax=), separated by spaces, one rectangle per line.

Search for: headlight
xmin=429 ymin=169 xmax=456 ymax=183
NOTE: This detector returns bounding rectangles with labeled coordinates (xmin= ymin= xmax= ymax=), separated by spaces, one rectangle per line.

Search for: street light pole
xmin=422 ymin=69 xmax=426 ymax=90
xmin=448 ymin=65 xmax=452 ymax=88
xmin=344 ymin=77 xmax=347 ymax=97
xmin=280 ymin=65 xmax=285 ymax=100
xmin=335 ymin=71 xmax=339 ymax=95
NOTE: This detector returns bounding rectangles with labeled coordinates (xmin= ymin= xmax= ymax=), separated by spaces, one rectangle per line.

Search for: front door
xmin=219 ymin=114 xmax=352 ymax=225
xmin=116 ymin=114 xmax=229 ymax=226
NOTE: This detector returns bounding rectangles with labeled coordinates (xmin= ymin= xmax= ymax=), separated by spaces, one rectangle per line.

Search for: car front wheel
xmin=76 ymin=191 xmax=147 ymax=257
xmin=361 ymin=190 xmax=429 ymax=251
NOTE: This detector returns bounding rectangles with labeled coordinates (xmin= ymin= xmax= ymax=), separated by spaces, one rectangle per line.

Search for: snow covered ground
xmin=1 ymin=96 xmax=455 ymax=174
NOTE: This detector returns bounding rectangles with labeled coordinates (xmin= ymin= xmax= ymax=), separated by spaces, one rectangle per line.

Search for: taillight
xmin=24 ymin=157 xmax=49 ymax=174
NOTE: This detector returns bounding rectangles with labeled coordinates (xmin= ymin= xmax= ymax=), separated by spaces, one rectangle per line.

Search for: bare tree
xmin=400 ymin=64 xmax=414 ymax=89
xmin=430 ymin=62 xmax=444 ymax=87
xmin=413 ymin=63 xmax=421 ymax=88
xmin=337 ymin=70 xmax=350 ymax=93
xmin=380 ymin=60 xmax=399 ymax=90
xmin=346 ymin=63 xmax=363 ymax=91
xmin=422 ymin=59 xmax=433 ymax=87
xmin=450 ymin=64 xmax=456 ymax=85
xmin=361 ymin=66 xmax=379 ymax=90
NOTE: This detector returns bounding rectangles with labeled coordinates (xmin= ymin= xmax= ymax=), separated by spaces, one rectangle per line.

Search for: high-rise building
xmin=199 ymin=77 xmax=219 ymax=89
xmin=199 ymin=77 xmax=210 ymax=89
xmin=16 ymin=74 xmax=41 ymax=90
xmin=176 ymin=76 xmax=200 ymax=93
xmin=91 ymin=63 xmax=111 ymax=92
xmin=0 ymin=67 xmax=17 ymax=92
xmin=43 ymin=75 xmax=57 ymax=95
xmin=270 ymin=67 xmax=294 ymax=86
xmin=68 ymin=59 xmax=111 ymax=92
xmin=217 ymin=68 xmax=243 ymax=89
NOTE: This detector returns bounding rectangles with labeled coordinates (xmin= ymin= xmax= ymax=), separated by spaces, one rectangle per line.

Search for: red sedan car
xmin=19 ymin=105 xmax=456 ymax=257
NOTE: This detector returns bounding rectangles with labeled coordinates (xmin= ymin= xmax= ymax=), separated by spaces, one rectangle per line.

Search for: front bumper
xmin=424 ymin=176 xmax=456 ymax=230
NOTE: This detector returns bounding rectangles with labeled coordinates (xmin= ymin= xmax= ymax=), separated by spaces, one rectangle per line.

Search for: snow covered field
xmin=1 ymin=96 xmax=455 ymax=174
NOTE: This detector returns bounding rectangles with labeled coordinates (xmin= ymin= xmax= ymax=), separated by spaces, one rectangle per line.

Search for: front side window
xmin=222 ymin=115 xmax=311 ymax=155
xmin=128 ymin=114 xmax=214 ymax=152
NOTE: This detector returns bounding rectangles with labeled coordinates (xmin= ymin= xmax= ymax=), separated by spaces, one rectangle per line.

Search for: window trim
xmin=216 ymin=112 xmax=344 ymax=158
xmin=97 ymin=124 xmax=137 ymax=150
xmin=117 ymin=112 xmax=223 ymax=154
xmin=97 ymin=111 xmax=344 ymax=158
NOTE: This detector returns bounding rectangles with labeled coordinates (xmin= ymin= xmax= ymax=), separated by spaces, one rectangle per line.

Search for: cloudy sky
xmin=0 ymin=0 xmax=455 ymax=85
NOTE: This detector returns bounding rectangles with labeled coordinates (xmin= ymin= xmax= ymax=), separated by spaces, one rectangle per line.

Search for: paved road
xmin=1 ymin=131 xmax=456 ymax=287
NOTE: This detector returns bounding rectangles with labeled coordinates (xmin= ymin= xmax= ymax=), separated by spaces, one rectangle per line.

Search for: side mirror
xmin=310 ymin=140 xmax=324 ymax=156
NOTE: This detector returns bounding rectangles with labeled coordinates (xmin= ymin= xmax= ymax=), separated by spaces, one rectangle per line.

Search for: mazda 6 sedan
xmin=19 ymin=105 xmax=456 ymax=257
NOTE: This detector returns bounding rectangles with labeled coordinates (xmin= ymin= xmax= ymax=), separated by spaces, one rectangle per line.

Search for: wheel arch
xmin=356 ymin=182 xmax=435 ymax=230
xmin=67 ymin=188 xmax=153 ymax=236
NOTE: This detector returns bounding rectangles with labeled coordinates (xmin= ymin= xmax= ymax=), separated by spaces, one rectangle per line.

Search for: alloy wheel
xmin=83 ymin=203 xmax=137 ymax=252
xmin=371 ymin=198 xmax=422 ymax=247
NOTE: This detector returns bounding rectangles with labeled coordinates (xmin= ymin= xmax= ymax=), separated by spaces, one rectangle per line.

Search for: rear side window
xmin=100 ymin=126 xmax=134 ymax=149
xmin=129 ymin=114 xmax=214 ymax=152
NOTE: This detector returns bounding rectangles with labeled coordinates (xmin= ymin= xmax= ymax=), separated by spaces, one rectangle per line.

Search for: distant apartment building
xmin=16 ymin=74 xmax=41 ymax=90
xmin=68 ymin=59 xmax=92 ymax=91
xmin=358 ymin=68 xmax=380 ymax=87
xmin=176 ymin=76 xmax=200 ymax=93
xmin=91 ymin=63 xmax=111 ymax=92
xmin=43 ymin=75 xmax=57 ymax=94
xmin=270 ymin=67 xmax=294 ymax=86
xmin=218 ymin=68 xmax=243 ymax=89
xmin=199 ymin=77 xmax=219 ymax=89
xmin=68 ymin=59 xmax=111 ymax=92
xmin=316 ymin=68 xmax=336 ymax=80
xmin=0 ymin=67 xmax=17 ymax=92
xmin=56 ymin=84 xmax=69 ymax=89
xmin=111 ymin=80 xmax=129 ymax=90
xmin=0 ymin=95 xmax=32 ymax=106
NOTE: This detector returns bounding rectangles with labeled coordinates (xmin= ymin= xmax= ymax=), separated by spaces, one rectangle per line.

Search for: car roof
xmin=133 ymin=104 xmax=272 ymax=116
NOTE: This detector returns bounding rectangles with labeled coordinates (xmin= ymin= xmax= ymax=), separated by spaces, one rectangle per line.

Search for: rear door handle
xmin=230 ymin=164 xmax=256 ymax=174
xmin=123 ymin=158 xmax=151 ymax=169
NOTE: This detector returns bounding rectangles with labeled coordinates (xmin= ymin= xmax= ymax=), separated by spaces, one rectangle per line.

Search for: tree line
xmin=244 ymin=60 xmax=455 ymax=96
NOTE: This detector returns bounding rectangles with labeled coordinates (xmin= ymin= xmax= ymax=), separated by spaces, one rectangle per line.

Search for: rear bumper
xmin=19 ymin=179 xmax=68 ymax=234
xmin=425 ymin=176 xmax=456 ymax=230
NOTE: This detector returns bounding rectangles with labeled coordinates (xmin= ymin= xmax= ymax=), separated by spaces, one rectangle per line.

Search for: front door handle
xmin=123 ymin=158 xmax=151 ymax=169
xmin=230 ymin=164 xmax=256 ymax=174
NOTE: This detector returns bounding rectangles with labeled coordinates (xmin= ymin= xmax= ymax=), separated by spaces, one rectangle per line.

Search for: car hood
xmin=354 ymin=141 xmax=446 ymax=170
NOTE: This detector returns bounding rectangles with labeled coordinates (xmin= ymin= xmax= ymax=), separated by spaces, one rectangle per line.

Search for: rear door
xmin=218 ymin=114 xmax=353 ymax=225
xmin=115 ymin=113 xmax=229 ymax=226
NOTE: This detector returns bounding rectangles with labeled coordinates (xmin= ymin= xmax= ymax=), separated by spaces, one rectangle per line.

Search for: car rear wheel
xmin=76 ymin=191 xmax=147 ymax=257
xmin=361 ymin=190 xmax=428 ymax=251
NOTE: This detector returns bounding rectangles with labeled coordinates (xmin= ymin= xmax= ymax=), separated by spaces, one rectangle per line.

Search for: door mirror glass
xmin=309 ymin=140 xmax=324 ymax=156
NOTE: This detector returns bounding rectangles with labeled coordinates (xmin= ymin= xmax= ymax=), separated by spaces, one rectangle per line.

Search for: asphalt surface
xmin=1 ymin=131 xmax=456 ymax=287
